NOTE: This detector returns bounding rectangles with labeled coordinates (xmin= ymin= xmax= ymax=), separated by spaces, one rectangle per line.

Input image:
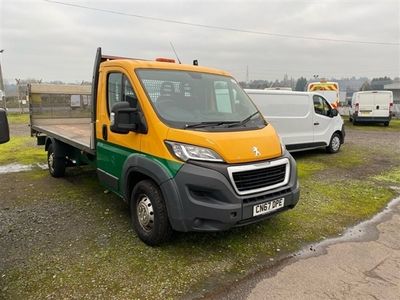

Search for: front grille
xmin=227 ymin=158 xmax=290 ymax=195
xmin=233 ymin=164 xmax=286 ymax=192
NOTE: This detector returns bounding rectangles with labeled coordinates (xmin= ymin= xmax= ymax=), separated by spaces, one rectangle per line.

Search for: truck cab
xmin=29 ymin=48 xmax=300 ymax=245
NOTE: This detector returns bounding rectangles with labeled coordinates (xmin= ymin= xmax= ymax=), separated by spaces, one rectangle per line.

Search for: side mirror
xmin=110 ymin=102 xmax=138 ymax=134
xmin=0 ymin=108 xmax=10 ymax=144
xmin=329 ymin=109 xmax=339 ymax=117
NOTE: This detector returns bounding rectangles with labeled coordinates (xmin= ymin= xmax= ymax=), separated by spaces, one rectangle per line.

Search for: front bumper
xmin=160 ymin=152 xmax=300 ymax=232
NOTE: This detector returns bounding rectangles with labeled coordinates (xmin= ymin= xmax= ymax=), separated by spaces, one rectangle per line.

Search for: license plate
xmin=360 ymin=111 xmax=371 ymax=115
xmin=253 ymin=198 xmax=285 ymax=217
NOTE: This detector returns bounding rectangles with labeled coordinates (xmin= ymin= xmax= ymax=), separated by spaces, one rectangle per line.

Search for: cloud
xmin=1 ymin=0 xmax=399 ymax=82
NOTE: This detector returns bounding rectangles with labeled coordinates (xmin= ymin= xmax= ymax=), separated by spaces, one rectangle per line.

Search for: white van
xmin=245 ymin=89 xmax=345 ymax=153
xmin=349 ymin=91 xmax=393 ymax=126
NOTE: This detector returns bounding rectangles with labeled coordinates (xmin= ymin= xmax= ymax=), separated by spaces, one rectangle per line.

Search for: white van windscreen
xmin=250 ymin=94 xmax=309 ymax=117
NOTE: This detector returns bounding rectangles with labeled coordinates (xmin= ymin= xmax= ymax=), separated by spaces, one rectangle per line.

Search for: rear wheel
xmin=326 ymin=133 xmax=341 ymax=154
xmin=384 ymin=121 xmax=389 ymax=127
xmin=130 ymin=179 xmax=172 ymax=246
xmin=47 ymin=143 xmax=66 ymax=177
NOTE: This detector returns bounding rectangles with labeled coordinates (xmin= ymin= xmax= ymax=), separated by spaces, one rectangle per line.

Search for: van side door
xmin=372 ymin=92 xmax=391 ymax=118
xmin=312 ymin=95 xmax=335 ymax=145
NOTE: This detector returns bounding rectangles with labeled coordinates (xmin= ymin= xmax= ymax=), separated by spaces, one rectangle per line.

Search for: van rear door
xmin=358 ymin=93 xmax=375 ymax=117
xmin=372 ymin=92 xmax=391 ymax=118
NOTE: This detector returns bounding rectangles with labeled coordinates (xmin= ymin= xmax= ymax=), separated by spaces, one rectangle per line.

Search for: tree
xmin=359 ymin=80 xmax=371 ymax=91
xmin=370 ymin=77 xmax=392 ymax=90
xmin=295 ymin=77 xmax=307 ymax=91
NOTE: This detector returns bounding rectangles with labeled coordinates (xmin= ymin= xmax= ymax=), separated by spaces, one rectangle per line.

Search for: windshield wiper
xmin=185 ymin=121 xmax=238 ymax=129
xmin=227 ymin=111 xmax=260 ymax=127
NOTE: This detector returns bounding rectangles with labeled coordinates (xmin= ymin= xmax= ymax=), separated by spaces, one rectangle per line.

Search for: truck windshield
xmin=136 ymin=69 xmax=265 ymax=130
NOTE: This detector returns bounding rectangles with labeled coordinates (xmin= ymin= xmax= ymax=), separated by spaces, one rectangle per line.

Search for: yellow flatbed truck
xmin=28 ymin=48 xmax=300 ymax=245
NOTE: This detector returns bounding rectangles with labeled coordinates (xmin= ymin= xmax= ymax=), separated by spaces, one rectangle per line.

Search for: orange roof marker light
xmin=155 ymin=57 xmax=176 ymax=63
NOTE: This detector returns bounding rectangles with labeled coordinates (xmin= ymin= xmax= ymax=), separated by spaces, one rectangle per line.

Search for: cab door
xmin=312 ymin=95 xmax=334 ymax=145
xmin=96 ymin=68 xmax=142 ymax=194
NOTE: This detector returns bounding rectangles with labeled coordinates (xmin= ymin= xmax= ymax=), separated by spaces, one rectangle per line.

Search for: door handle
xmin=102 ymin=124 xmax=108 ymax=140
xmin=314 ymin=122 xmax=320 ymax=126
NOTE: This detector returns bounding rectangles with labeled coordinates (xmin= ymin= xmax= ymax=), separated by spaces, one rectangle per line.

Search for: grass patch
xmin=1 ymin=166 xmax=396 ymax=299
xmin=343 ymin=119 xmax=400 ymax=131
xmin=0 ymin=135 xmax=46 ymax=165
xmin=297 ymin=160 xmax=325 ymax=179
xmin=293 ymin=143 xmax=368 ymax=175
xmin=7 ymin=113 xmax=29 ymax=125
xmin=373 ymin=168 xmax=400 ymax=184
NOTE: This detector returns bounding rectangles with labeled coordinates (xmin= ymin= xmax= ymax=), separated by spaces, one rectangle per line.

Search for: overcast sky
xmin=1 ymin=0 xmax=399 ymax=83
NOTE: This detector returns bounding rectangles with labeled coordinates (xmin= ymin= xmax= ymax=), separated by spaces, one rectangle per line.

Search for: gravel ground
xmin=1 ymin=118 xmax=399 ymax=299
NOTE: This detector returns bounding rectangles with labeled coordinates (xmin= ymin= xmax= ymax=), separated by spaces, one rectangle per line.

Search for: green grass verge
xmin=343 ymin=119 xmax=400 ymax=131
xmin=0 ymin=135 xmax=46 ymax=165
xmin=295 ymin=143 xmax=368 ymax=176
xmin=373 ymin=168 xmax=400 ymax=184
xmin=7 ymin=113 xmax=29 ymax=125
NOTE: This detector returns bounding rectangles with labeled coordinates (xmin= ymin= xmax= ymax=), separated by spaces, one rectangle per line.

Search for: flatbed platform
xmin=32 ymin=121 xmax=94 ymax=155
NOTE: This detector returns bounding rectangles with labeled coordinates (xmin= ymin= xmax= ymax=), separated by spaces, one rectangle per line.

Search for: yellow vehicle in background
xmin=27 ymin=48 xmax=300 ymax=245
xmin=307 ymin=80 xmax=340 ymax=108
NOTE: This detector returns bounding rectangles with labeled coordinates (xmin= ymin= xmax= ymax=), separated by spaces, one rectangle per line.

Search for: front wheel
xmin=326 ymin=133 xmax=341 ymax=154
xmin=47 ymin=143 xmax=66 ymax=177
xmin=130 ymin=180 xmax=172 ymax=246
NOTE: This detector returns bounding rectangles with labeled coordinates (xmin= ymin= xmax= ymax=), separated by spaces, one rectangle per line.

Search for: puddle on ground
xmin=295 ymin=191 xmax=400 ymax=259
xmin=0 ymin=163 xmax=48 ymax=174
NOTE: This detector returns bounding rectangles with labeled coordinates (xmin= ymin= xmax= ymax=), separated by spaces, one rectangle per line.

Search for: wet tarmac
xmin=0 ymin=163 xmax=48 ymax=174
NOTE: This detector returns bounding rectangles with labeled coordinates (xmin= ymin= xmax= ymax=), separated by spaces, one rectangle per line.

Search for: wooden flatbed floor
xmin=32 ymin=122 xmax=94 ymax=154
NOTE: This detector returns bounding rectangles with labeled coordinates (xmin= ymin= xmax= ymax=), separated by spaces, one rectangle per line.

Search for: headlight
xmin=165 ymin=141 xmax=224 ymax=162
xmin=279 ymin=137 xmax=286 ymax=154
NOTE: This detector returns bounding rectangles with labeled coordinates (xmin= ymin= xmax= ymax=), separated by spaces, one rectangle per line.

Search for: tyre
xmin=47 ymin=143 xmax=66 ymax=177
xmin=130 ymin=179 xmax=172 ymax=246
xmin=384 ymin=121 xmax=389 ymax=127
xmin=326 ymin=133 xmax=341 ymax=154
xmin=352 ymin=118 xmax=357 ymax=125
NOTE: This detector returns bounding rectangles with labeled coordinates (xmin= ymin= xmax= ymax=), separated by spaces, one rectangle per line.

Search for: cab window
xmin=107 ymin=73 xmax=138 ymax=114
xmin=313 ymin=95 xmax=330 ymax=116
xmin=136 ymin=69 xmax=263 ymax=130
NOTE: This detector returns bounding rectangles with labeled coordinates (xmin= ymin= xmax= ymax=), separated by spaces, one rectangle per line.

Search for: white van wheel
xmin=326 ymin=133 xmax=341 ymax=153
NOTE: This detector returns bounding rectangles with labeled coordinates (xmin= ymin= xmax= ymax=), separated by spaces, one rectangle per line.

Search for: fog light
xmin=193 ymin=218 xmax=202 ymax=226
